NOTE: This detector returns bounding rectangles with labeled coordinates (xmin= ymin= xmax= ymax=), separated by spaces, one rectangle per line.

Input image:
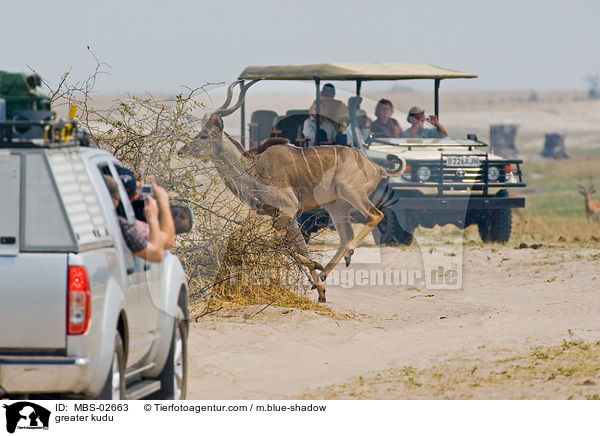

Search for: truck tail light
xmin=67 ymin=266 xmax=91 ymax=335
xmin=505 ymin=164 xmax=513 ymax=174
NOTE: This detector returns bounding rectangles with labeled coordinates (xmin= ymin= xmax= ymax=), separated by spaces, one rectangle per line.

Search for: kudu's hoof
xmin=318 ymin=296 xmax=327 ymax=303
xmin=344 ymin=249 xmax=355 ymax=267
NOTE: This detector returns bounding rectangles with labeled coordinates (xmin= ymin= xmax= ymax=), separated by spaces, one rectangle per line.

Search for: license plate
xmin=446 ymin=156 xmax=480 ymax=167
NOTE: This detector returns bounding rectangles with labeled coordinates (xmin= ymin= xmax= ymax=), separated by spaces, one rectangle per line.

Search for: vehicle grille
xmin=424 ymin=165 xmax=506 ymax=184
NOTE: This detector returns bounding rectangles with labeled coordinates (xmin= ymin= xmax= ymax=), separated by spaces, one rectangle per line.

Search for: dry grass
xmin=305 ymin=339 xmax=600 ymax=399
xmin=191 ymin=284 xmax=337 ymax=319
xmin=188 ymin=211 xmax=338 ymax=319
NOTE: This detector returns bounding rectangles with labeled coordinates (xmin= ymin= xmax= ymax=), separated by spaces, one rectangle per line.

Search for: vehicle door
xmin=91 ymin=159 xmax=159 ymax=366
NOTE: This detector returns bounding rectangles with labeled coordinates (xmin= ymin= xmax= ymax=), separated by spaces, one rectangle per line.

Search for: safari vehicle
xmin=237 ymin=63 xmax=526 ymax=244
xmin=0 ymin=88 xmax=192 ymax=399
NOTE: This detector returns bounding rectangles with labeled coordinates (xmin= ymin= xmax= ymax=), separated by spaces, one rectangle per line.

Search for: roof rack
xmin=0 ymin=119 xmax=86 ymax=148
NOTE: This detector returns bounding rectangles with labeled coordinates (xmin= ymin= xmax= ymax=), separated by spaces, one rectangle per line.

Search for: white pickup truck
xmin=0 ymin=117 xmax=191 ymax=400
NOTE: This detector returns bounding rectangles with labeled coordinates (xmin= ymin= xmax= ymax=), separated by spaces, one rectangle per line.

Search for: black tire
xmin=148 ymin=305 xmax=188 ymax=400
xmin=298 ymin=210 xmax=329 ymax=242
xmin=96 ymin=332 xmax=126 ymax=400
xmin=490 ymin=209 xmax=513 ymax=243
xmin=477 ymin=216 xmax=492 ymax=242
xmin=373 ymin=208 xmax=414 ymax=246
xmin=478 ymin=209 xmax=513 ymax=243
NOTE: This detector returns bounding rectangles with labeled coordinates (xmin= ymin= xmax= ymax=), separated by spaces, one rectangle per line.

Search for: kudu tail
xmin=381 ymin=154 xmax=407 ymax=177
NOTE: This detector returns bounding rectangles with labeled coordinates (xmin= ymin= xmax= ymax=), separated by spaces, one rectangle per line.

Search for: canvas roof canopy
xmin=239 ymin=63 xmax=477 ymax=81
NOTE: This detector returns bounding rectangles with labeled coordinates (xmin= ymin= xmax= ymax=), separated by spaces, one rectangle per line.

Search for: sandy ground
xmin=179 ymin=89 xmax=600 ymax=399
xmin=186 ymin=230 xmax=600 ymax=399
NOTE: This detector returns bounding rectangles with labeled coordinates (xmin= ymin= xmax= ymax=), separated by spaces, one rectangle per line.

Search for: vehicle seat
xmin=272 ymin=110 xmax=310 ymax=146
xmin=248 ymin=110 xmax=278 ymax=149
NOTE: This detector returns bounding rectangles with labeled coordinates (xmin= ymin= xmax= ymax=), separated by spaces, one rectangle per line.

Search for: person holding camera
xmin=116 ymin=166 xmax=175 ymax=251
xmin=401 ymin=106 xmax=447 ymax=139
xmin=104 ymin=173 xmax=175 ymax=262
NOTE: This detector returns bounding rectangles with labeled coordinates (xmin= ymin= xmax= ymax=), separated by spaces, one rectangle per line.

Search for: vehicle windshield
xmin=368 ymin=137 xmax=486 ymax=148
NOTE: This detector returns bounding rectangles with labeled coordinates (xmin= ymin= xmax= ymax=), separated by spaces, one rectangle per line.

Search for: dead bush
xmin=47 ymin=66 xmax=321 ymax=316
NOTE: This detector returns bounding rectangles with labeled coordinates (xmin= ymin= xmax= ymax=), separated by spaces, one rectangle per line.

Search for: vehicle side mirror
xmin=170 ymin=205 xmax=194 ymax=234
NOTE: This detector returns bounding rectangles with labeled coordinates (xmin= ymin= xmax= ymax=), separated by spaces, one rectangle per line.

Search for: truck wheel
xmin=489 ymin=209 xmax=513 ymax=243
xmin=478 ymin=210 xmax=512 ymax=243
xmin=298 ymin=210 xmax=329 ymax=242
xmin=373 ymin=208 xmax=414 ymax=246
xmin=477 ymin=217 xmax=492 ymax=242
xmin=96 ymin=333 xmax=126 ymax=400
xmin=149 ymin=305 xmax=188 ymax=400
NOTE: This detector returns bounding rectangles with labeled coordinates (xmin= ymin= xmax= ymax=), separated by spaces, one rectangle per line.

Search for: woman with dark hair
xmin=370 ymin=98 xmax=403 ymax=138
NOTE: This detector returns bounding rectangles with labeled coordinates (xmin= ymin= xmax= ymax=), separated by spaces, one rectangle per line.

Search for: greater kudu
xmin=192 ymin=81 xmax=406 ymax=302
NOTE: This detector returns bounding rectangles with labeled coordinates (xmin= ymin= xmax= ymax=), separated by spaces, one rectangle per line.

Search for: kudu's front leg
xmin=275 ymin=214 xmax=327 ymax=302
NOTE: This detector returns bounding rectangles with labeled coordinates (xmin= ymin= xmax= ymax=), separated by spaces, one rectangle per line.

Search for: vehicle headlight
xmin=488 ymin=166 xmax=500 ymax=181
xmin=417 ymin=166 xmax=431 ymax=182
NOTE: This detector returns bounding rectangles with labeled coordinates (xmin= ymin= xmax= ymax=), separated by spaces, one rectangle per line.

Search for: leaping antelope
xmin=190 ymin=80 xmax=406 ymax=302
xmin=578 ymin=182 xmax=600 ymax=222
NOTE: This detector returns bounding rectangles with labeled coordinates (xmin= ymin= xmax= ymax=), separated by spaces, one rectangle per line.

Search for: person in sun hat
xmin=401 ymin=106 xmax=447 ymax=138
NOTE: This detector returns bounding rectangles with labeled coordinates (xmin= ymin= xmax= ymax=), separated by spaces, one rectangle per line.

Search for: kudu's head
xmin=193 ymin=80 xmax=259 ymax=155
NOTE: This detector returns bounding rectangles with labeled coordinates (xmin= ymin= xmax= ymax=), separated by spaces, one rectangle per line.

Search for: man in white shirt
xmin=302 ymin=102 xmax=336 ymax=146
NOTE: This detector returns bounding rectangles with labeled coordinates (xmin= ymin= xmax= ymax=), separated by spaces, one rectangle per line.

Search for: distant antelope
xmin=189 ymin=80 xmax=406 ymax=302
xmin=578 ymin=183 xmax=600 ymax=221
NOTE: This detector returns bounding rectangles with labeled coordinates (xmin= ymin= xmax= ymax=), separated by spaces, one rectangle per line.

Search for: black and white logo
xmin=2 ymin=402 xmax=50 ymax=434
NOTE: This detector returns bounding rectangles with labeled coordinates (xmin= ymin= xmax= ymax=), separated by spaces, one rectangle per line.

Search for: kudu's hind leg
xmin=321 ymin=196 xmax=384 ymax=279
xmin=320 ymin=203 xmax=356 ymax=279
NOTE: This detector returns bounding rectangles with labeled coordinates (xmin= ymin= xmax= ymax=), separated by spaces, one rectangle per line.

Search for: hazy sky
xmin=3 ymin=0 xmax=599 ymax=94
